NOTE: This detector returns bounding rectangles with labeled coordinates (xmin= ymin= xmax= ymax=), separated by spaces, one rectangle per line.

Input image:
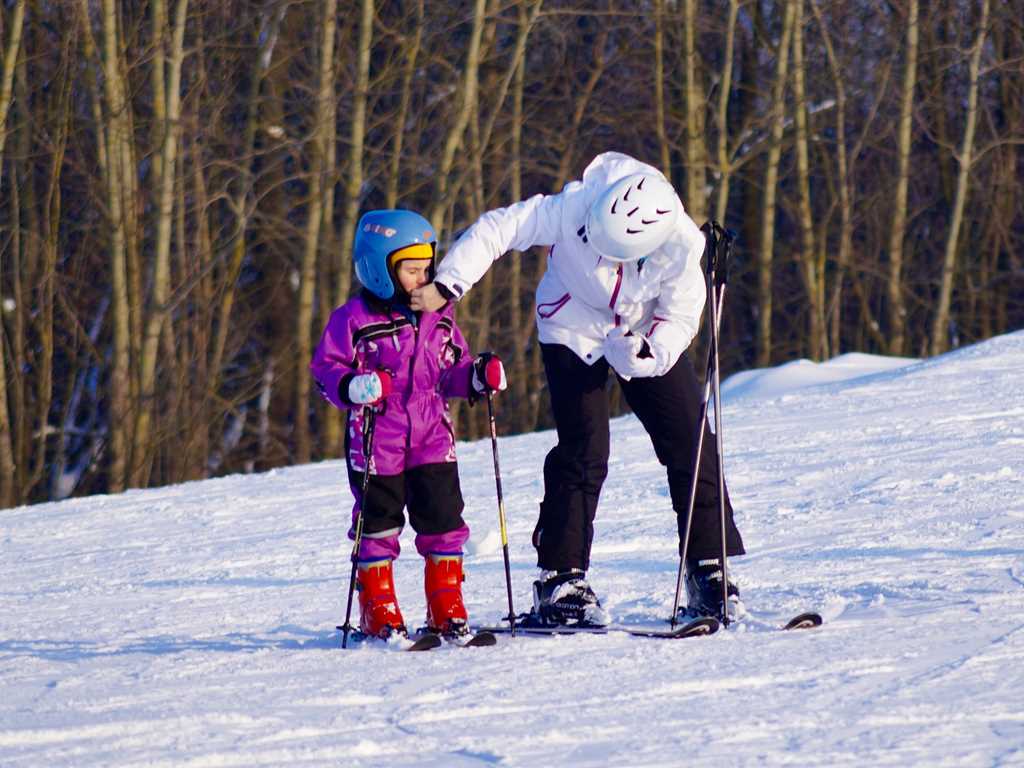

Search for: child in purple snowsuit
xmin=310 ymin=209 xmax=506 ymax=639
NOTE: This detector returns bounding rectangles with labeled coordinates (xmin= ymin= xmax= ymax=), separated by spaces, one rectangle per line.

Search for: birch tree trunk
xmin=0 ymin=0 xmax=26 ymax=507
xmin=713 ymin=0 xmax=739 ymax=224
xmin=654 ymin=0 xmax=671 ymax=177
xmin=132 ymin=0 xmax=189 ymax=487
xmin=386 ymin=0 xmax=423 ymax=209
xmin=811 ymin=0 xmax=852 ymax=356
xmin=295 ymin=0 xmax=337 ymax=464
xmin=322 ymin=0 xmax=370 ymax=455
xmin=887 ymin=0 xmax=918 ymax=356
xmin=335 ymin=0 xmax=371 ymax=307
xmin=0 ymin=0 xmax=24 ymax=166
xmin=682 ymin=0 xmax=707 ymax=222
xmin=756 ymin=0 xmax=796 ymax=367
xmin=429 ymin=0 xmax=485 ymax=229
xmin=791 ymin=0 xmax=827 ymax=360
xmin=27 ymin=27 xmax=72 ymax=499
xmin=930 ymin=0 xmax=989 ymax=356
xmin=99 ymin=0 xmax=134 ymax=492
xmin=509 ymin=0 xmax=530 ymax=432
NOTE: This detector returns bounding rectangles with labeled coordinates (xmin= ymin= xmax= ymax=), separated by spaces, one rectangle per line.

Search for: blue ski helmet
xmin=353 ymin=209 xmax=437 ymax=301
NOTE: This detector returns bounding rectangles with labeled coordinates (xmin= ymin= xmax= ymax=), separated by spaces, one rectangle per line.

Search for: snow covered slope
xmin=2 ymin=332 xmax=1023 ymax=767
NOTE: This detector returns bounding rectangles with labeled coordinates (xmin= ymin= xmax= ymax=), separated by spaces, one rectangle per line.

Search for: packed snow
xmin=2 ymin=331 xmax=1023 ymax=767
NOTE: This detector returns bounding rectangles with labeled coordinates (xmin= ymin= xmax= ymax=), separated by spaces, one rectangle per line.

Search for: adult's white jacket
xmin=434 ymin=152 xmax=707 ymax=376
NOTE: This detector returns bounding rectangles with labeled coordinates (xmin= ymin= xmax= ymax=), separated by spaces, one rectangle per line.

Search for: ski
xmin=336 ymin=625 xmax=443 ymax=652
xmin=782 ymin=611 xmax=823 ymax=630
xmin=477 ymin=615 xmax=719 ymax=640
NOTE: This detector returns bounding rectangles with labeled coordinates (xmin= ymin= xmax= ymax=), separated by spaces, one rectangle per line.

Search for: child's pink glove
xmin=472 ymin=353 xmax=507 ymax=394
xmin=347 ymin=370 xmax=392 ymax=405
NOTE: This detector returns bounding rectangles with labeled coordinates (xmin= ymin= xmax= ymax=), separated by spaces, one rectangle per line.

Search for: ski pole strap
xmin=699 ymin=220 xmax=735 ymax=287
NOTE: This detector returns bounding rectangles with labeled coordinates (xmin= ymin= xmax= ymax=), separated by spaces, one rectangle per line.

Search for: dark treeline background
xmin=1 ymin=0 xmax=1022 ymax=508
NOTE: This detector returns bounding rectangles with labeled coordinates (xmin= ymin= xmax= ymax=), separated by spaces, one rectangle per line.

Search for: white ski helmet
xmin=584 ymin=173 xmax=679 ymax=262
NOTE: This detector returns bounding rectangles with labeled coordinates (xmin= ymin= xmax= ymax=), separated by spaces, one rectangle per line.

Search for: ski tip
xmin=686 ymin=616 xmax=721 ymax=634
xmin=660 ymin=615 xmax=719 ymax=638
xmin=407 ymin=633 xmax=444 ymax=651
xmin=783 ymin=612 xmax=823 ymax=631
xmin=459 ymin=631 xmax=498 ymax=647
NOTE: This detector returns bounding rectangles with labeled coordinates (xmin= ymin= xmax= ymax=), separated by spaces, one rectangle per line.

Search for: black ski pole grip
xmin=700 ymin=221 xmax=719 ymax=277
xmin=715 ymin=224 xmax=735 ymax=287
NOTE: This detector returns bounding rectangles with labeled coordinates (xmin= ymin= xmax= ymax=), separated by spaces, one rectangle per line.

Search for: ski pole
xmin=486 ymin=392 xmax=516 ymax=636
xmin=341 ymin=406 xmax=378 ymax=649
xmin=709 ymin=224 xmax=734 ymax=625
xmin=671 ymin=222 xmax=731 ymax=627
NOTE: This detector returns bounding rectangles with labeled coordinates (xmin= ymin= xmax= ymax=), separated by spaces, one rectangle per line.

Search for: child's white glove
xmin=472 ymin=353 xmax=507 ymax=394
xmin=347 ymin=370 xmax=392 ymax=405
xmin=603 ymin=327 xmax=656 ymax=380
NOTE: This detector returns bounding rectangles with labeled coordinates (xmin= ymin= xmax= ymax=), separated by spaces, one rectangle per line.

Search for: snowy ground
xmin=2 ymin=331 xmax=1023 ymax=767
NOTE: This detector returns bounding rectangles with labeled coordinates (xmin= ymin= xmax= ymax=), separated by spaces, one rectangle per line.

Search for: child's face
xmin=395 ymin=258 xmax=432 ymax=294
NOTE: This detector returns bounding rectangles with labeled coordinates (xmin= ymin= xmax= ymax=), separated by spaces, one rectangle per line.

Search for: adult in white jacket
xmin=411 ymin=152 xmax=745 ymax=625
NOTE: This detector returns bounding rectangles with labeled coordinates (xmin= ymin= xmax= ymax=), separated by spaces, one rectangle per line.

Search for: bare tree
xmin=0 ymin=0 xmax=26 ymax=507
xmin=295 ymin=0 xmax=338 ymax=464
xmin=886 ymin=0 xmax=919 ymax=356
xmin=429 ymin=0 xmax=485 ymax=230
xmin=756 ymin=0 xmax=796 ymax=367
xmin=682 ymin=0 xmax=707 ymax=222
xmin=132 ymin=0 xmax=189 ymax=487
xmin=97 ymin=0 xmax=135 ymax=492
xmin=930 ymin=0 xmax=990 ymax=356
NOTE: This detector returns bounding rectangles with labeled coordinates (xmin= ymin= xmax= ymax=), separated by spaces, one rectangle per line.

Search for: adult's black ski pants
xmin=533 ymin=342 xmax=745 ymax=572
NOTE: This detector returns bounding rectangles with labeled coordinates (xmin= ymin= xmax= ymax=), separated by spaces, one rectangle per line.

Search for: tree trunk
xmin=295 ymin=0 xmax=338 ymax=465
xmin=335 ymin=0 xmax=372 ymax=307
xmin=930 ymin=0 xmax=989 ymax=356
xmin=713 ymin=0 xmax=739 ymax=224
xmin=791 ymin=0 xmax=826 ymax=360
xmin=324 ymin=0 xmax=370 ymax=456
xmin=682 ymin=0 xmax=707 ymax=222
xmin=132 ymin=0 xmax=189 ymax=487
xmin=887 ymin=0 xmax=918 ymax=356
xmin=509 ymin=0 xmax=529 ymax=433
xmin=429 ymin=0 xmax=485 ymax=230
xmin=810 ymin=0 xmax=852 ymax=356
xmin=756 ymin=0 xmax=796 ymax=367
xmin=99 ymin=0 xmax=134 ymax=492
xmin=654 ymin=0 xmax=671 ymax=177
xmin=386 ymin=0 xmax=423 ymax=209
xmin=0 ymin=0 xmax=25 ymax=507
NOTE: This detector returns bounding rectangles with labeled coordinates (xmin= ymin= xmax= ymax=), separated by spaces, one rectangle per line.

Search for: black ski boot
xmin=532 ymin=569 xmax=610 ymax=627
xmin=683 ymin=558 xmax=741 ymax=621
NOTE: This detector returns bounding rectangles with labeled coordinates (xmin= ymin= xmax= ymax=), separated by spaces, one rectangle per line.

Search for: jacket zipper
xmin=609 ymin=263 xmax=624 ymax=309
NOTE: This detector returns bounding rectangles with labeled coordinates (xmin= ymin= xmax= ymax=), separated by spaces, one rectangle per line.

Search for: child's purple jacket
xmin=310 ymin=292 xmax=475 ymax=476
